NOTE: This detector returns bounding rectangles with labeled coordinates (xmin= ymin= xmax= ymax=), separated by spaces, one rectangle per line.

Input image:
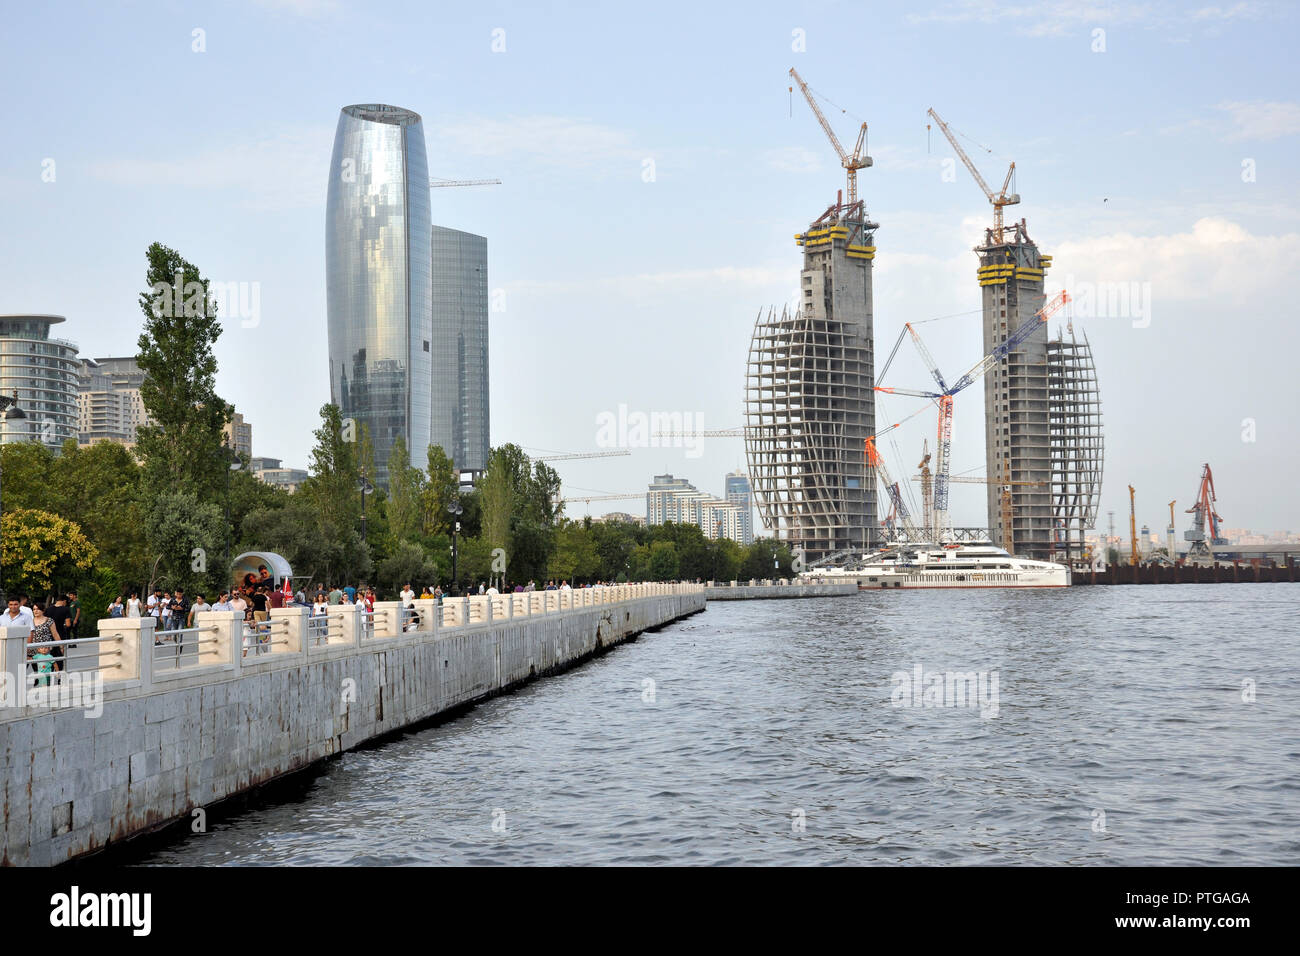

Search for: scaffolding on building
xmin=744 ymin=303 xmax=875 ymax=564
xmin=1047 ymin=329 xmax=1104 ymax=567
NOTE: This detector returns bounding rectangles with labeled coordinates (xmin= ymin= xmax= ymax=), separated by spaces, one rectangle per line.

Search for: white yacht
xmin=803 ymin=542 xmax=1071 ymax=589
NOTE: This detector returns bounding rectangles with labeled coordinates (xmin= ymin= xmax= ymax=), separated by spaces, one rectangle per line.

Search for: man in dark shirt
xmin=251 ymin=587 xmax=269 ymax=622
xmin=269 ymin=587 xmax=285 ymax=610
xmin=47 ymin=596 xmax=71 ymax=669
xmin=67 ymin=591 xmax=81 ymax=646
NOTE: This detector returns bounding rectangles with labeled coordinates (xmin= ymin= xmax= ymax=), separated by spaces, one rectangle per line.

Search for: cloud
xmin=88 ymin=126 xmax=334 ymax=210
xmin=1217 ymin=100 xmax=1300 ymax=141
xmin=251 ymin=0 xmax=342 ymax=16
xmin=907 ymin=0 xmax=1276 ymax=36
xmin=508 ymin=265 xmax=790 ymax=298
xmin=763 ymin=146 xmax=823 ymax=174
xmin=1048 ymin=216 xmax=1300 ymax=303
xmin=435 ymin=115 xmax=644 ymax=170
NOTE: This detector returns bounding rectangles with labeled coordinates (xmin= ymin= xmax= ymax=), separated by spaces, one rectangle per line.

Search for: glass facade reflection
xmin=0 ymin=314 xmax=80 ymax=448
xmin=326 ymin=104 xmax=432 ymax=488
xmin=430 ymin=226 xmax=489 ymax=473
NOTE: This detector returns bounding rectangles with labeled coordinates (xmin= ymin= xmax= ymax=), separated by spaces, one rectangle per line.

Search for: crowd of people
xmin=8 ymin=568 xmax=643 ymax=683
xmin=4 ymin=591 xmax=82 ymax=685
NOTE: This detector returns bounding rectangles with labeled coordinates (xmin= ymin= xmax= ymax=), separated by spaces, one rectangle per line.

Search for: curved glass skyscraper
xmin=326 ymin=104 xmax=432 ymax=488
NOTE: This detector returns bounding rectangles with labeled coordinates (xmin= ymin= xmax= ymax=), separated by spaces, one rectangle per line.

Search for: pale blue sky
xmin=3 ymin=0 xmax=1298 ymax=532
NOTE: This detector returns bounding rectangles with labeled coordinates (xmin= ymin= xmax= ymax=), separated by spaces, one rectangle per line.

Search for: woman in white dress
xmin=127 ymin=592 xmax=142 ymax=618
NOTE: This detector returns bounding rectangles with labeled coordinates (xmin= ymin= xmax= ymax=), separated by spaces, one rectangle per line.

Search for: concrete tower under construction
xmin=977 ymin=219 xmax=1054 ymax=558
xmin=745 ymin=204 xmax=878 ymax=564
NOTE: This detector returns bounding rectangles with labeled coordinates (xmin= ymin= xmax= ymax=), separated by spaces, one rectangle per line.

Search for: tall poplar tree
xmin=134 ymin=242 xmax=232 ymax=500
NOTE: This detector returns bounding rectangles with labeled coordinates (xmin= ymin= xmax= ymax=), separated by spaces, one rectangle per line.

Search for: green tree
xmin=386 ymin=435 xmax=425 ymax=545
xmin=648 ymin=540 xmax=680 ymax=581
xmin=134 ymin=242 xmax=232 ymax=501
xmin=1 ymin=508 xmax=98 ymax=597
xmin=376 ymin=541 xmax=438 ymax=595
xmin=422 ymin=444 xmax=458 ymax=538
xmin=142 ymin=492 xmax=225 ymax=597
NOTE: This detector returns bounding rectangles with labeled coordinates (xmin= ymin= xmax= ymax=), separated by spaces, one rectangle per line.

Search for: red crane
xmin=1184 ymin=463 xmax=1227 ymax=557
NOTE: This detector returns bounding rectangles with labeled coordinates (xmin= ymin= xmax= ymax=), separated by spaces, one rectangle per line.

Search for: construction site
xmin=743 ymin=71 xmax=1104 ymax=567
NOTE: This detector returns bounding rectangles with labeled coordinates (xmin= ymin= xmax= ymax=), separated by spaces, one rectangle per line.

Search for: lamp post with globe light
xmin=0 ymin=390 xmax=29 ymax=603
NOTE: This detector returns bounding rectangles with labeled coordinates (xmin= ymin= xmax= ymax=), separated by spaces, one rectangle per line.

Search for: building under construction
xmin=976 ymin=222 xmax=1103 ymax=563
xmin=744 ymin=69 xmax=878 ymax=565
xmin=744 ymin=209 xmax=879 ymax=563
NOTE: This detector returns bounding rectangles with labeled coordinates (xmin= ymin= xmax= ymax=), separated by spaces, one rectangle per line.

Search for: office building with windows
xmin=430 ymin=225 xmax=490 ymax=473
xmin=326 ymin=103 xmax=432 ymax=489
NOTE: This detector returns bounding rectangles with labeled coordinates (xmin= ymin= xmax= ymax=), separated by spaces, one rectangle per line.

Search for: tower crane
xmin=533 ymin=450 xmax=630 ymax=463
xmin=926 ymin=108 xmax=1019 ymax=245
xmin=875 ymin=290 xmax=1070 ymax=544
xmin=864 ymin=437 xmax=921 ymax=543
xmin=430 ymin=177 xmax=501 ymax=188
xmin=1184 ymin=463 xmax=1227 ymax=557
xmin=789 ymin=68 xmax=872 ymax=211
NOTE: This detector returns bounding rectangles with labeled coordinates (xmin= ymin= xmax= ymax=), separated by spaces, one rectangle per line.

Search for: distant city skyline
xmin=3 ymin=2 xmax=1297 ymax=529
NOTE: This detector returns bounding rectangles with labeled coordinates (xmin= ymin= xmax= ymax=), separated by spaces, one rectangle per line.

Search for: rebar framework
xmin=1047 ymin=330 xmax=1104 ymax=566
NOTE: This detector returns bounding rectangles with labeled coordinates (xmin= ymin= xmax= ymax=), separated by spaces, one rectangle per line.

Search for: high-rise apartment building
xmin=646 ymin=474 xmax=747 ymax=543
xmin=0 ymin=314 xmax=80 ymax=449
xmin=724 ymin=471 xmax=754 ymax=545
xmin=326 ymin=103 xmax=432 ymax=489
xmin=77 ymin=356 xmax=149 ymax=446
xmin=430 ymin=225 xmax=489 ymax=473
xmin=223 ymin=411 xmax=253 ymax=459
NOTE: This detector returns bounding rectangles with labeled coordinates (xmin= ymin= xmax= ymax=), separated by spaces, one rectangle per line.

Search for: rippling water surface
xmin=134 ymin=585 xmax=1300 ymax=865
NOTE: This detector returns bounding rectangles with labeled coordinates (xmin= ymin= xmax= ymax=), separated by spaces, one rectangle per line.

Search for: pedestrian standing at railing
xmin=107 ymin=595 xmax=125 ymax=618
xmin=46 ymin=597 xmax=70 ymax=672
xmin=188 ymin=594 xmax=210 ymax=627
xmin=67 ymin=591 xmax=81 ymax=646
xmin=158 ymin=590 xmax=172 ymax=634
xmin=269 ymin=586 xmax=285 ymax=611
xmin=4 ymin=597 xmax=34 ymax=631
xmin=400 ymin=582 xmax=415 ymax=608
xmin=30 ymin=646 xmax=54 ymax=687
xmin=362 ymin=588 xmax=375 ymax=614
xmin=251 ymin=586 xmax=269 ymax=623
xmin=127 ymin=592 xmax=142 ymax=618
xmin=313 ymin=593 xmax=328 ymax=616
xmin=30 ymin=604 xmax=59 ymax=674
xmin=230 ymin=590 xmax=248 ymax=617
xmin=212 ymin=591 xmax=232 ymax=612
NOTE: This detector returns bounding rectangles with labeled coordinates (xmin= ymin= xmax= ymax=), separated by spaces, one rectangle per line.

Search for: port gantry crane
xmin=789 ymin=67 xmax=872 ymax=212
xmin=1184 ymin=463 xmax=1227 ymax=558
xmin=926 ymin=108 xmax=1019 ymax=245
xmin=876 ymin=289 xmax=1071 ymax=544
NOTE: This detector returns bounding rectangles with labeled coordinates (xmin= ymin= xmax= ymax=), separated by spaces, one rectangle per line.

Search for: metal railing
xmin=2 ymin=584 xmax=705 ymax=711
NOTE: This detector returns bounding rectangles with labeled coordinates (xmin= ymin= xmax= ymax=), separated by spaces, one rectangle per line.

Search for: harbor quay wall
xmin=704 ymin=580 xmax=858 ymax=599
xmin=0 ymin=583 xmax=704 ymax=866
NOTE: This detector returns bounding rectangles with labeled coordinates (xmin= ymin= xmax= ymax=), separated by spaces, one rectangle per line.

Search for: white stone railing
xmin=0 ymin=583 xmax=702 ymax=712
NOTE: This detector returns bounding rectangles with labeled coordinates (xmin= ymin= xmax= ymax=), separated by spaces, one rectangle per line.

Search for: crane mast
xmin=926 ymin=107 xmax=1019 ymax=244
xmin=876 ymin=290 xmax=1069 ymax=546
xmin=789 ymin=68 xmax=872 ymax=211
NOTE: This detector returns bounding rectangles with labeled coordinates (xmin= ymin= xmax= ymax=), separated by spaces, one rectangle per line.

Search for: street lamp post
xmin=0 ymin=391 xmax=29 ymax=604
xmin=447 ymin=499 xmax=463 ymax=594
xmin=223 ymin=445 xmax=243 ymax=581
xmin=359 ymin=473 xmax=374 ymax=541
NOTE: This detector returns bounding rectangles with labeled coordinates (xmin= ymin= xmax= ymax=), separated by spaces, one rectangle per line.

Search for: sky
xmin=2 ymin=0 xmax=1298 ymax=535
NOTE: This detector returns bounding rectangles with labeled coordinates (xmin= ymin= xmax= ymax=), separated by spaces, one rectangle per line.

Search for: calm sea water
xmin=133 ymin=585 xmax=1300 ymax=866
